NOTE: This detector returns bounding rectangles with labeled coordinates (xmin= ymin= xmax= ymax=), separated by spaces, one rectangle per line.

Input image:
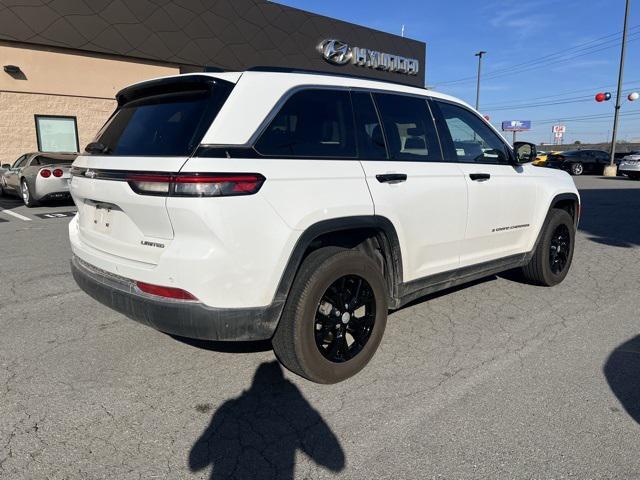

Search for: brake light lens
xmin=127 ymin=173 xmax=265 ymax=197
xmin=135 ymin=281 xmax=198 ymax=301
xmin=40 ymin=169 xmax=51 ymax=178
xmin=53 ymin=169 xmax=63 ymax=178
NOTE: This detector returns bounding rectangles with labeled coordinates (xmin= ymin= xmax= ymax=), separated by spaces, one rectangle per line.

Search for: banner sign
xmin=502 ymin=120 xmax=531 ymax=132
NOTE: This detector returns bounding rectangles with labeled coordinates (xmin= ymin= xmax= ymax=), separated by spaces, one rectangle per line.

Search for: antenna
xmin=401 ymin=24 xmax=405 ymax=37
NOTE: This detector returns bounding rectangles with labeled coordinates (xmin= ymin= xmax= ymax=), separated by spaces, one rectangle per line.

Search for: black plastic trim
xmin=398 ymin=253 xmax=529 ymax=308
xmin=270 ymin=216 xmax=404 ymax=308
xmin=71 ymin=256 xmax=282 ymax=341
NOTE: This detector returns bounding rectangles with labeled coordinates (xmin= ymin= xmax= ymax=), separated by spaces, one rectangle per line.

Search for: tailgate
xmin=71 ymin=156 xmax=187 ymax=265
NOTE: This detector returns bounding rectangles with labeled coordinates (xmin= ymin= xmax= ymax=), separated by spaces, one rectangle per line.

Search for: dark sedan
xmin=546 ymin=149 xmax=610 ymax=176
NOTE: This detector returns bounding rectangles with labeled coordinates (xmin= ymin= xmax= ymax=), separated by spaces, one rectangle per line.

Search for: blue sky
xmin=279 ymin=0 xmax=640 ymax=145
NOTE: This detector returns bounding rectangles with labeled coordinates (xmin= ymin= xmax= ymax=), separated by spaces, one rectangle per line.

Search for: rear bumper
xmin=71 ymin=255 xmax=283 ymax=341
xmin=619 ymin=163 xmax=640 ymax=173
xmin=35 ymin=176 xmax=70 ymax=200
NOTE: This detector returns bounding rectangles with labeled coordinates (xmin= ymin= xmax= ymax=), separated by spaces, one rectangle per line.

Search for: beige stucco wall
xmin=0 ymin=92 xmax=115 ymax=164
xmin=0 ymin=42 xmax=180 ymax=163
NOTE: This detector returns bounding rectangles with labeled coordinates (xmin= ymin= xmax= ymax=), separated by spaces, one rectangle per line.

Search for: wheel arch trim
xmin=272 ymin=216 xmax=404 ymax=308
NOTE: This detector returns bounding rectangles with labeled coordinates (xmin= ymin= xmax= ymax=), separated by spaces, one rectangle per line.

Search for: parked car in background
xmin=0 ymin=152 xmax=77 ymax=206
xmin=532 ymin=150 xmax=547 ymax=166
xmin=619 ymin=152 xmax=640 ymax=180
xmin=545 ymin=149 xmax=610 ymax=176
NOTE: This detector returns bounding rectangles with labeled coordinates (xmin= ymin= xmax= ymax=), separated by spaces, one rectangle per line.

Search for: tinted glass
xmin=94 ymin=88 xmax=228 ymax=156
xmin=434 ymin=101 xmax=510 ymax=164
xmin=373 ymin=93 xmax=440 ymax=161
xmin=256 ymin=89 xmax=356 ymax=158
xmin=351 ymin=91 xmax=387 ymax=160
xmin=34 ymin=156 xmax=74 ymax=166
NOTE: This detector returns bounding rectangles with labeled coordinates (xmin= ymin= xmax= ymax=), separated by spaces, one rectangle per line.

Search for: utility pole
xmin=606 ymin=0 xmax=631 ymax=176
xmin=475 ymin=51 xmax=486 ymax=111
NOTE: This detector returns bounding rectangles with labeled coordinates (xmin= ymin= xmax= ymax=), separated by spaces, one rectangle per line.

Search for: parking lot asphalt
xmin=1 ymin=175 xmax=640 ymax=479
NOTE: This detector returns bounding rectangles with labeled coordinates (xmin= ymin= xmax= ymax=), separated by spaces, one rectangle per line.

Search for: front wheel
xmin=521 ymin=209 xmax=575 ymax=286
xmin=570 ymin=163 xmax=584 ymax=176
xmin=21 ymin=179 xmax=38 ymax=207
xmin=628 ymin=173 xmax=640 ymax=180
xmin=272 ymin=247 xmax=388 ymax=384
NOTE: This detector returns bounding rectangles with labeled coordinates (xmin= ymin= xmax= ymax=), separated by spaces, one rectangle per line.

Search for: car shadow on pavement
xmin=189 ymin=361 xmax=345 ymax=480
xmin=170 ymin=334 xmax=273 ymax=353
xmin=0 ymin=195 xmax=74 ymax=210
xmin=603 ymin=335 xmax=640 ymax=424
xmin=578 ymin=188 xmax=640 ymax=248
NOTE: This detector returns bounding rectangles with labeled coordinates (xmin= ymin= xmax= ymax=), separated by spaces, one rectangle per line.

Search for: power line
xmin=433 ymin=26 xmax=640 ymax=87
xmin=481 ymin=79 xmax=640 ymax=108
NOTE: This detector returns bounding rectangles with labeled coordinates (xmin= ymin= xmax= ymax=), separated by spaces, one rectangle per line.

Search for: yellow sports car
xmin=533 ymin=150 xmax=560 ymax=167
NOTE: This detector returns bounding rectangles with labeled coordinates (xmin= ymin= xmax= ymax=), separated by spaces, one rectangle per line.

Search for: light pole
xmin=605 ymin=0 xmax=631 ymax=176
xmin=475 ymin=51 xmax=486 ymax=111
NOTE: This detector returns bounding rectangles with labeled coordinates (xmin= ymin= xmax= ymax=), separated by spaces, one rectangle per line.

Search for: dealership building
xmin=0 ymin=0 xmax=426 ymax=164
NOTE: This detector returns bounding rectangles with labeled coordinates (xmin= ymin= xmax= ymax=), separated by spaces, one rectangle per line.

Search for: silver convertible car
xmin=0 ymin=152 xmax=77 ymax=207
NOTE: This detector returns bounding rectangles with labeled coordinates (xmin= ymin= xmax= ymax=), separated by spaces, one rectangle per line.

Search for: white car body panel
xmin=360 ymin=161 xmax=467 ymax=280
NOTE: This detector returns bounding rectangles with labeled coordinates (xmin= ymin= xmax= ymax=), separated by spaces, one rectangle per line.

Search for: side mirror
xmin=1 ymin=164 xmax=10 ymax=169
xmin=514 ymin=142 xmax=537 ymax=164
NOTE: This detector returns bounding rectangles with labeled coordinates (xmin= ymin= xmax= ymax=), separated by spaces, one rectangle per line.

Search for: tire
xmin=272 ymin=247 xmax=388 ymax=384
xmin=628 ymin=173 xmax=640 ymax=180
xmin=570 ymin=163 xmax=583 ymax=176
xmin=521 ymin=209 xmax=575 ymax=286
xmin=21 ymin=179 xmax=38 ymax=207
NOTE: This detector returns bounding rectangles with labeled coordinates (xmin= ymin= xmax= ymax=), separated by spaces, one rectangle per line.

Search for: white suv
xmin=69 ymin=70 xmax=579 ymax=383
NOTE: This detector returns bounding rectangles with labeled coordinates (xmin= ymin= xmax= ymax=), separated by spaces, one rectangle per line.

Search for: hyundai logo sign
xmin=318 ymin=39 xmax=419 ymax=76
xmin=319 ymin=39 xmax=352 ymax=65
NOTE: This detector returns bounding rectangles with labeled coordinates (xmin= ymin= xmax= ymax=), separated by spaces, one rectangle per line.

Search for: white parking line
xmin=0 ymin=209 xmax=32 ymax=221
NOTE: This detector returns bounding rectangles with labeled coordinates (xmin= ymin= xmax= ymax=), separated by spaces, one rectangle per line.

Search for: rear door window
xmin=255 ymin=89 xmax=356 ymax=158
xmin=93 ymin=82 xmax=233 ymax=157
xmin=372 ymin=93 xmax=441 ymax=162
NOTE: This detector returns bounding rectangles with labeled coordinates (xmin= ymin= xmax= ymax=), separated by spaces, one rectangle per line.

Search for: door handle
xmin=376 ymin=173 xmax=407 ymax=183
xmin=470 ymin=173 xmax=491 ymax=181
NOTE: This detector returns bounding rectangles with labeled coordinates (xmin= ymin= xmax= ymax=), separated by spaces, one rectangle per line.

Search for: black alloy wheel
xmin=272 ymin=247 xmax=388 ymax=384
xmin=314 ymin=275 xmax=376 ymax=363
xmin=549 ymin=224 xmax=571 ymax=275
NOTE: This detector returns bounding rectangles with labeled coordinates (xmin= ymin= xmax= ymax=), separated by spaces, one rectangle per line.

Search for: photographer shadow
xmin=604 ymin=335 xmax=640 ymax=424
xmin=189 ymin=361 xmax=345 ymax=479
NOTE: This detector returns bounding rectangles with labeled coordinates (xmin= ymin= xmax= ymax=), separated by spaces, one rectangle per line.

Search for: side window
xmin=255 ymin=89 xmax=356 ymax=158
xmin=351 ymin=91 xmax=387 ymax=160
xmin=372 ymin=93 xmax=440 ymax=161
xmin=433 ymin=101 xmax=510 ymax=165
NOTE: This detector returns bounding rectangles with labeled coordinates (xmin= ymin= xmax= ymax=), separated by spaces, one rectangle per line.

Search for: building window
xmin=34 ymin=115 xmax=79 ymax=153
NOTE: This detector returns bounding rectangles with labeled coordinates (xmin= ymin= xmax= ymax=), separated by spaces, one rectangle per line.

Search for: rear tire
xmin=570 ymin=163 xmax=583 ymax=176
xmin=628 ymin=173 xmax=640 ymax=180
xmin=272 ymin=247 xmax=388 ymax=384
xmin=21 ymin=179 xmax=38 ymax=207
xmin=521 ymin=209 xmax=575 ymax=286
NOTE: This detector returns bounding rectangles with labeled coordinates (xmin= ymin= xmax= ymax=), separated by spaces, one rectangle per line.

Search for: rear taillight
xmin=127 ymin=173 xmax=265 ymax=197
xmin=53 ymin=169 xmax=63 ymax=178
xmin=40 ymin=169 xmax=51 ymax=178
xmin=135 ymin=281 xmax=198 ymax=301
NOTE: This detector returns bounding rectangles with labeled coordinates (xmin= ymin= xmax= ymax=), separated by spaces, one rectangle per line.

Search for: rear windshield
xmin=35 ymin=156 xmax=75 ymax=165
xmin=91 ymin=81 xmax=232 ymax=157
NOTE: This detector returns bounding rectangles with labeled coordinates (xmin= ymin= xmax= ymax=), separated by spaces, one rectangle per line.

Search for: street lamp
xmin=475 ymin=51 xmax=486 ymax=111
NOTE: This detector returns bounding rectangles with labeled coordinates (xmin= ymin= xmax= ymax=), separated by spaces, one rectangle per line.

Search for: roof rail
xmin=245 ymin=66 xmax=426 ymax=89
